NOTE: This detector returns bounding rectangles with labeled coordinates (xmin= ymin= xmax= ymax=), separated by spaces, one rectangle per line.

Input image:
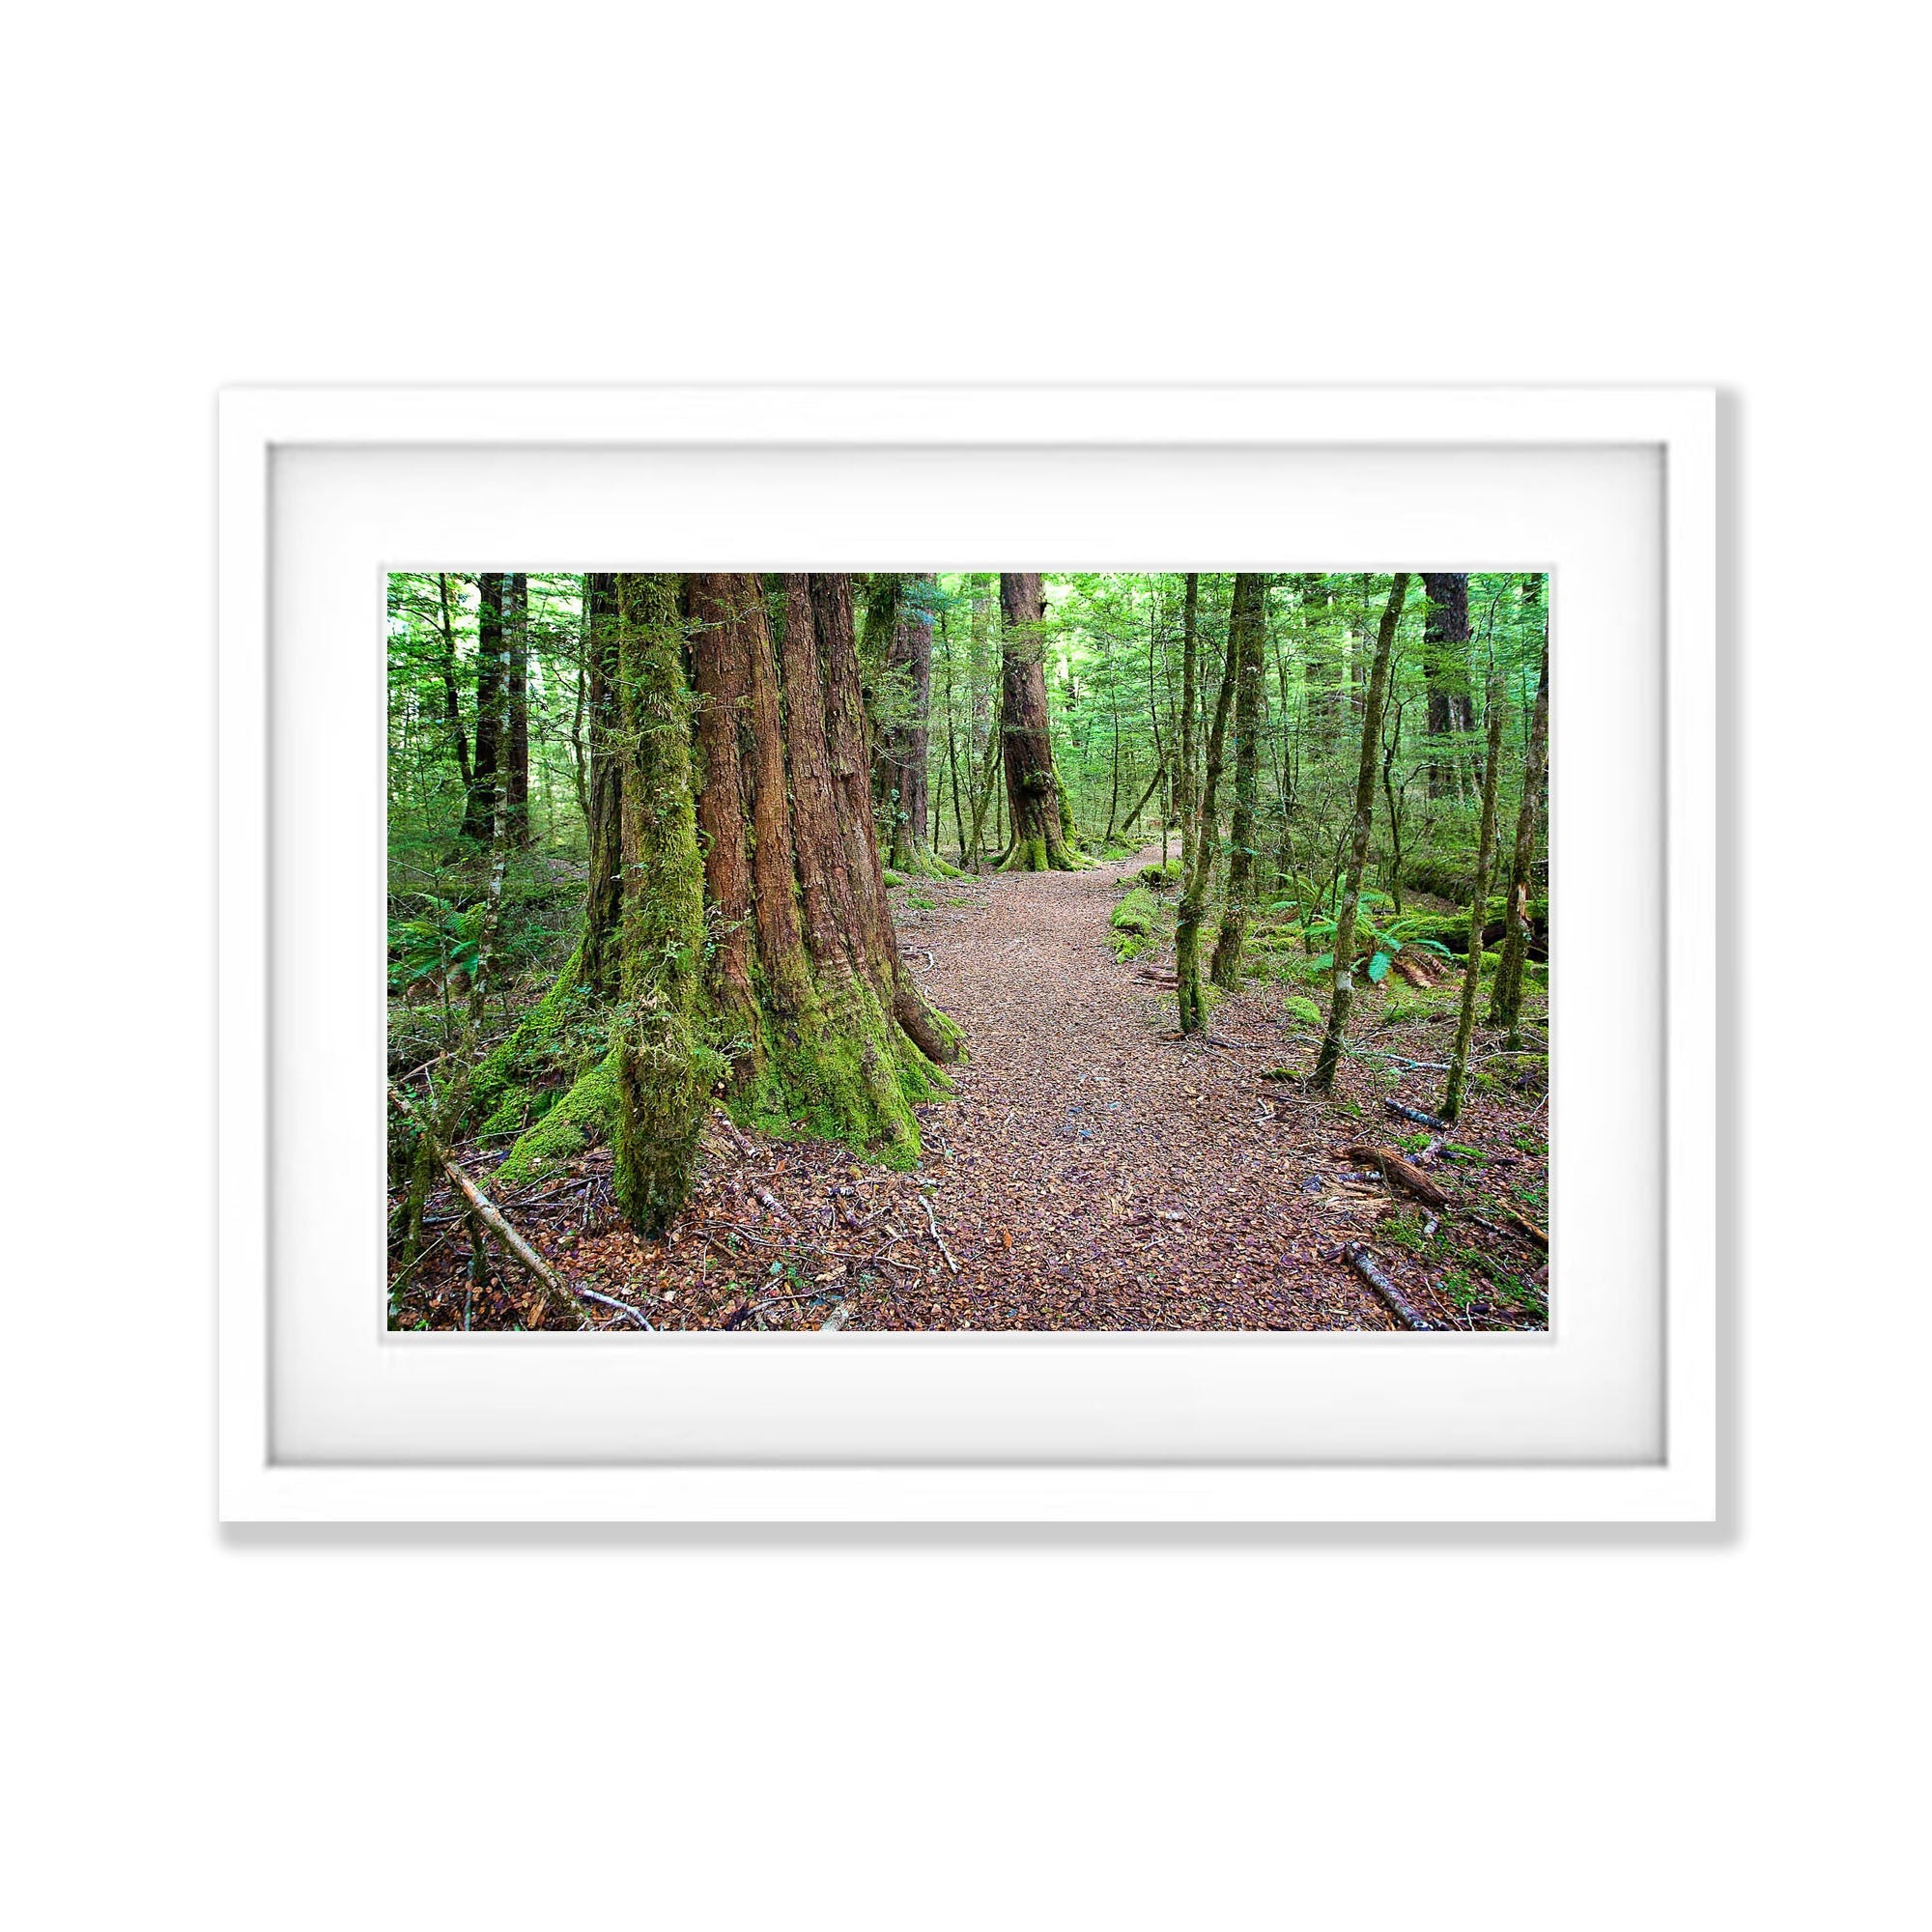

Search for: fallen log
xmin=1342 ymin=1144 xmax=1452 ymax=1210
xmin=1386 ymin=1098 xmax=1451 ymax=1132
xmin=1342 ymin=1243 xmax=1435 ymax=1331
xmin=387 ymin=1084 xmax=598 ymax=1327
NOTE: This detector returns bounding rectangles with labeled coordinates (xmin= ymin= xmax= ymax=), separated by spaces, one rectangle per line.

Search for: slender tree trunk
xmin=1209 ymin=573 xmax=1267 ymax=987
xmin=436 ymin=573 xmax=472 ymax=792
xmin=1421 ymin=572 xmax=1474 ymax=800
xmin=1177 ymin=572 xmax=1200 ymax=877
xmin=504 ymin=571 xmax=530 ymax=847
xmin=1311 ymin=575 xmax=1410 ymax=1093
xmin=1442 ymin=673 xmax=1509 ymax=1121
xmin=1175 ymin=582 xmax=1242 ymax=1035
xmin=997 ymin=573 xmax=1077 ymax=868
xmin=966 ymin=684 xmax=1006 ymax=868
xmin=578 ymin=572 xmax=625 ymax=998
xmin=609 ymin=573 xmax=706 ymax=1234
xmin=871 ymin=573 xmax=938 ymax=872
xmin=943 ymin=605 xmax=969 ymax=864
xmin=1490 ymin=639 xmax=1550 ymax=1036
xmin=460 ymin=572 xmax=504 ymax=841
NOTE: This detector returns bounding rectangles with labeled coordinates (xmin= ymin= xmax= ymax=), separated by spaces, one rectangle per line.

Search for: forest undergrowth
xmin=388 ymin=839 xmax=1549 ymax=1333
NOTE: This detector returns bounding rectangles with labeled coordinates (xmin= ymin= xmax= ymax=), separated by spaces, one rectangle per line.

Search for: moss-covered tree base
xmin=727 ymin=970 xmax=954 ymax=1172
xmin=494 ymin=1052 xmax=620 ymax=1187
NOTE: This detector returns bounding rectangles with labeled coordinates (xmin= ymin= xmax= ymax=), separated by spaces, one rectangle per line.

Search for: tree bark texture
xmin=1441 ymin=672 xmax=1509 ymax=1122
xmin=997 ymin=573 xmax=1078 ymax=869
xmin=1175 ymin=582 xmax=1243 ymax=1035
xmin=577 ymin=572 xmax=624 ymax=998
xmin=504 ymin=570 xmax=530 ymax=847
xmin=870 ymin=572 xmax=937 ymax=872
xmin=1421 ymin=572 xmax=1474 ymax=799
xmin=1177 ymin=573 xmax=1200 ymax=879
xmin=1491 ymin=631 xmax=1550 ymax=1034
xmin=1312 ymin=574 xmax=1410 ymax=1093
xmin=461 ymin=571 xmax=504 ymax=841
xmin=603 ymin=574 xmax=707 ymax=1234
xmin=1208 ymin=573 xmax=1267 ymax=988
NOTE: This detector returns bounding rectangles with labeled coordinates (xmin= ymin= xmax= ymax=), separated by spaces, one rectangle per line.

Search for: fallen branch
xmin=711 ymin=1106 xmax=755 ymax=1160
xmin=919 ymin=1193 xmax=960 ymax=1273
xmin=818 ymin=1302 xmax=854 ymax=1332
xmin=387 ymin=1084 xmax=596 ymax=1327
xmin=1342 ymin=1243 xmax=1435 ymax=1330
xmin=1386 ymin=1098 xmax=1450 ymax=1132
xmin=1342 ymin=1144 xmax=1452 ymax=1210
xmin=575 ymin=1285 xmax=656 ymax=1330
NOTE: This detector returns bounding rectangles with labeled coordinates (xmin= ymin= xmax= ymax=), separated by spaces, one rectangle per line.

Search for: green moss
xmin=469 ymin=947 xmax=591 ymax=1131
xmin=902 ymin=890 xmax=938 ymax=910
xmin=495 ymin=1051 xmax=621 ymax=1187
xmin=882 ymin=867 xmax=907 ymax=888
xmin=724 ymin=966 xmax=951 ymax=1171
xmin=1283 ymin=995 xmax=1321 ymax=1029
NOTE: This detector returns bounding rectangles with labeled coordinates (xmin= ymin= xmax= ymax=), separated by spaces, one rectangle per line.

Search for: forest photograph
xmin=386 ymin=568 xmax=1550 ymax=1334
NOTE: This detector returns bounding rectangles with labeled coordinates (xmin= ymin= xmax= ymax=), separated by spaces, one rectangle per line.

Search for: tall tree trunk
xmin=1490 ymin=636 xmax=1550 ymax=1036
xmin=1175 ymin=581 xmax=1242 ymax=1035
xmin=504 ymin=570 xmax=531 ymax=847
xmin=1421 ymin=572 xmax=1474 ymax=800
xmin=1442 ymin=673 xmax=1509 ymax=1122
xmin=997 ymin=573 xmax=1078 ymax=869
xmin=460 ymin=571 xmax=504 ymax=841
xmin=1209 ymin=573 xmax=1267 ymax=988
xmin=876 ymin=572 xmax=937 ymax=872
xmin=1177 ymin=572 xmax=1200 ymax=878
xmin=578 ymin=572 xmax=625 ymax=998
xmin=1311 ymin=575 xmax=1410 ymax=1093
xmin=609 ymin=573 xmax=706 ymax=1235
xmin=436 ymin=573 xmax=472 ymax=792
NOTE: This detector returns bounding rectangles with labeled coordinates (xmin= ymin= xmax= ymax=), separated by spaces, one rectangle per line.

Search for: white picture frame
xmin=218 ymin=384 xmax=1716 ymax=1523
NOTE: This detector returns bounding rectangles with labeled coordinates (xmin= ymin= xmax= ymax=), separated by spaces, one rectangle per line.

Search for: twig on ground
xmin=573 ymin=1285 xmax=656 ymax=1330
xmin=919 ymin=1193 xmax=960 ymax=1273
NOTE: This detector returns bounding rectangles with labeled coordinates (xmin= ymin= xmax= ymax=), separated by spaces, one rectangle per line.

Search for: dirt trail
xmin=399 ymin=840 xmax=1549 ymax=1332
xmin=882 ymin=844 xmax=1396 ymax=1329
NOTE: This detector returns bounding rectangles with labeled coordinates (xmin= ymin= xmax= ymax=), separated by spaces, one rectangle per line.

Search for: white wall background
xmin=6 ymin=6 xmax=1923 ymax=1926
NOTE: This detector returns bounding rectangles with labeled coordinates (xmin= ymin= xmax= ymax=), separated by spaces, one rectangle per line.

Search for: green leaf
xmin=1309 ymin=952 xmax=1335 ymax=972
xmin=1368 ymin=952 xmax=1392 ymax=983
xmin=1415 ymin=938 xmax=1453 ymax=957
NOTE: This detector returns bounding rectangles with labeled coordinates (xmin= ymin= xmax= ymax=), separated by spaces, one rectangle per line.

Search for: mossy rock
xmin=1110 ymin=887 xmax=1159 ymax=937
xmin=1137 ymin=858 xmax=1182 ymax=888
xmin=1283 ymin=995 xmax=1321 ymax=1029
xmin=881 ymin=867 xmax=908 ymax=889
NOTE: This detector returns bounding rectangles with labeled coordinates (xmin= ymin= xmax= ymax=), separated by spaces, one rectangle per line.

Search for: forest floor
xmin=391 ymin=839 xmax=1550 ymax=1333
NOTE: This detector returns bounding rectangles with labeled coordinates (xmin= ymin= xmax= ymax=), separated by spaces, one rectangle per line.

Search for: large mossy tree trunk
xmin=1311 ymin=574 xmax=1410 ymax=1094
xmin=1491 ymin=635 xmax=1550 ymax=1037
xmin=459 ymin=571 xmax=504 ymax=841
xmin=484 ymin=572 xmax=959 ymax=1210
xmin=504 ymin=570 xmax=531 ymax=848
xmin=1208 ymin=573 xmax=1267 ymax=988
xmin=689 ymin=571 xmax=958 ymax=1151
xmin=1175 ymin=580 xmax=1242 ymax=1035
xmin=1421 ymin=571 xmax=1474 ymax=800
xmin=997 ymin=572 xmax=1079 ymax=870
xmin=610 ymin=572 xmax=706 ymax=1234
xmin=1441 ymin=672 xmax=1509 ymax=1122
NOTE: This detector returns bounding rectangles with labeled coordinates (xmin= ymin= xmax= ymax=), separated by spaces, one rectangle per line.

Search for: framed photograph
xmin=218 ymin=384 xmax=1715 ymax=1521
